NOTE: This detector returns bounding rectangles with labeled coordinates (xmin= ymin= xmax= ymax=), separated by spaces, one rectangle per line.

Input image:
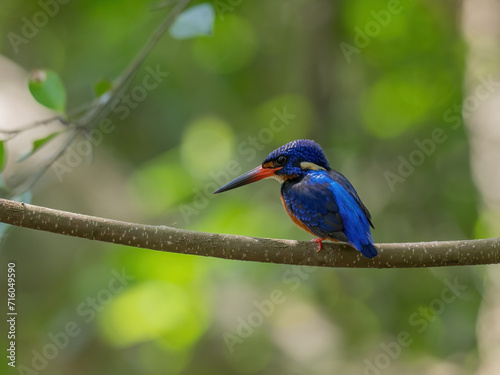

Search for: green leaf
xmin=28 ymin=69 xmax=67 ymax=112
xmin=94 ymin=80 xmax=112 ymax=97
xmin=169 ymin=3 xmax=215 ymax=40
xmin=0 ymin=141 xmax=5 ymax=171
xmin=18 ymin=132 xmax=61 ymax=162
xmin=33 ymin=132 xmax=61 ymax=153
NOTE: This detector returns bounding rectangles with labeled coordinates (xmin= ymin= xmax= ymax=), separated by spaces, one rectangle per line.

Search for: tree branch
xmin=1 ymin=198 xmax=498 ymax=268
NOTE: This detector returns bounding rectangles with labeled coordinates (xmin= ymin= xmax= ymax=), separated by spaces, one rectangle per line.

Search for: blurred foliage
xmin=0 ymin=0 xmax=488 ymax=374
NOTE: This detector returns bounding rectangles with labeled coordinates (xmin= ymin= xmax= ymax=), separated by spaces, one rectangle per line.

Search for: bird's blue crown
xmin=262 ymin=139 xmax=330 ymax=177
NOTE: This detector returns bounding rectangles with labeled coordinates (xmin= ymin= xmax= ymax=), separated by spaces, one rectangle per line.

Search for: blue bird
xmin=213 ymin=139 xmax=377 ymax=258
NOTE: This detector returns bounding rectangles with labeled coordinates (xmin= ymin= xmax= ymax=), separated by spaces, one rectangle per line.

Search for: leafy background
xmin=0 ymin=0 xmax=493 ymax=374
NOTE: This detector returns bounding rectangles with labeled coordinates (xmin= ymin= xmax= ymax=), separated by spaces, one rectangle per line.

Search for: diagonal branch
xmin=1 ymin=198 xmax=498 ymax=268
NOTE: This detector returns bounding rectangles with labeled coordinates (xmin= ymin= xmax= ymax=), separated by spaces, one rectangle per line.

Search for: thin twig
xmin=8 ymin=129 xmax=80 ymax=197
xmin=0 ymin=116 xmax=66 ymax=138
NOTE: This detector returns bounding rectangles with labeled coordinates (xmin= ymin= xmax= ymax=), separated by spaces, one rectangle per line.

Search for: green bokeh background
xmin=0 ymin=0 xmax=490 ymax=374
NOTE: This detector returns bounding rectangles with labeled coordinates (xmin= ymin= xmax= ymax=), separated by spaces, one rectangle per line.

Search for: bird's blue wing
xmin=329 ymin=169 xmax=374 ymax=229
xmin=281 ymin=171 xmax=377 ymax=258
xmin=281 ymin=173 xmax=347 ymax=241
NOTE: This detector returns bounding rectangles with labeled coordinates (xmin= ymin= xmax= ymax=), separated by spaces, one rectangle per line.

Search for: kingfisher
xmin=213 ymin=139 xmax=377 ymax=258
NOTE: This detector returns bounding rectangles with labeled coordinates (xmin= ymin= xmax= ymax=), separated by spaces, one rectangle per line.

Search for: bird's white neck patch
xmin=270 ymin=174 xmax=285 ymax=182
xmin=300 ymin=162 xmax=326 ymax=171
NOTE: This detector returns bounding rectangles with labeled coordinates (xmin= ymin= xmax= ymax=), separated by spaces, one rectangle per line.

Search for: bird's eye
xmin=276 ymin=155 xmax=287 ymax=166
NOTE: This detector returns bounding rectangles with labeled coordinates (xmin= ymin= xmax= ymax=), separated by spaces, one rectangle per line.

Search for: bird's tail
xmin=359 ymin=242 xmax=377 ymax=258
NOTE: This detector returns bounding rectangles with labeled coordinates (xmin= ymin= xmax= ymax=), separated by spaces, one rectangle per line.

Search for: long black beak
xmin=213 ymin=166 xmax=281 ymax=194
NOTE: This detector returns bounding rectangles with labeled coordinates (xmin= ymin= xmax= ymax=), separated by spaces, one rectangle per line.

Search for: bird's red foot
xmin=311 ymin=238 xmax=324 ymax=252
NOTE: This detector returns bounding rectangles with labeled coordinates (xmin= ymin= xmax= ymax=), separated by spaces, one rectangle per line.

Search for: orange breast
xmin=280 ymin=193 xmax=319 ymax=238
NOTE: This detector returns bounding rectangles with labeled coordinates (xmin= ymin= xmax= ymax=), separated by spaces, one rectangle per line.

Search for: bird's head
xmin=213 ymin=139 xmax=330 ymax=194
